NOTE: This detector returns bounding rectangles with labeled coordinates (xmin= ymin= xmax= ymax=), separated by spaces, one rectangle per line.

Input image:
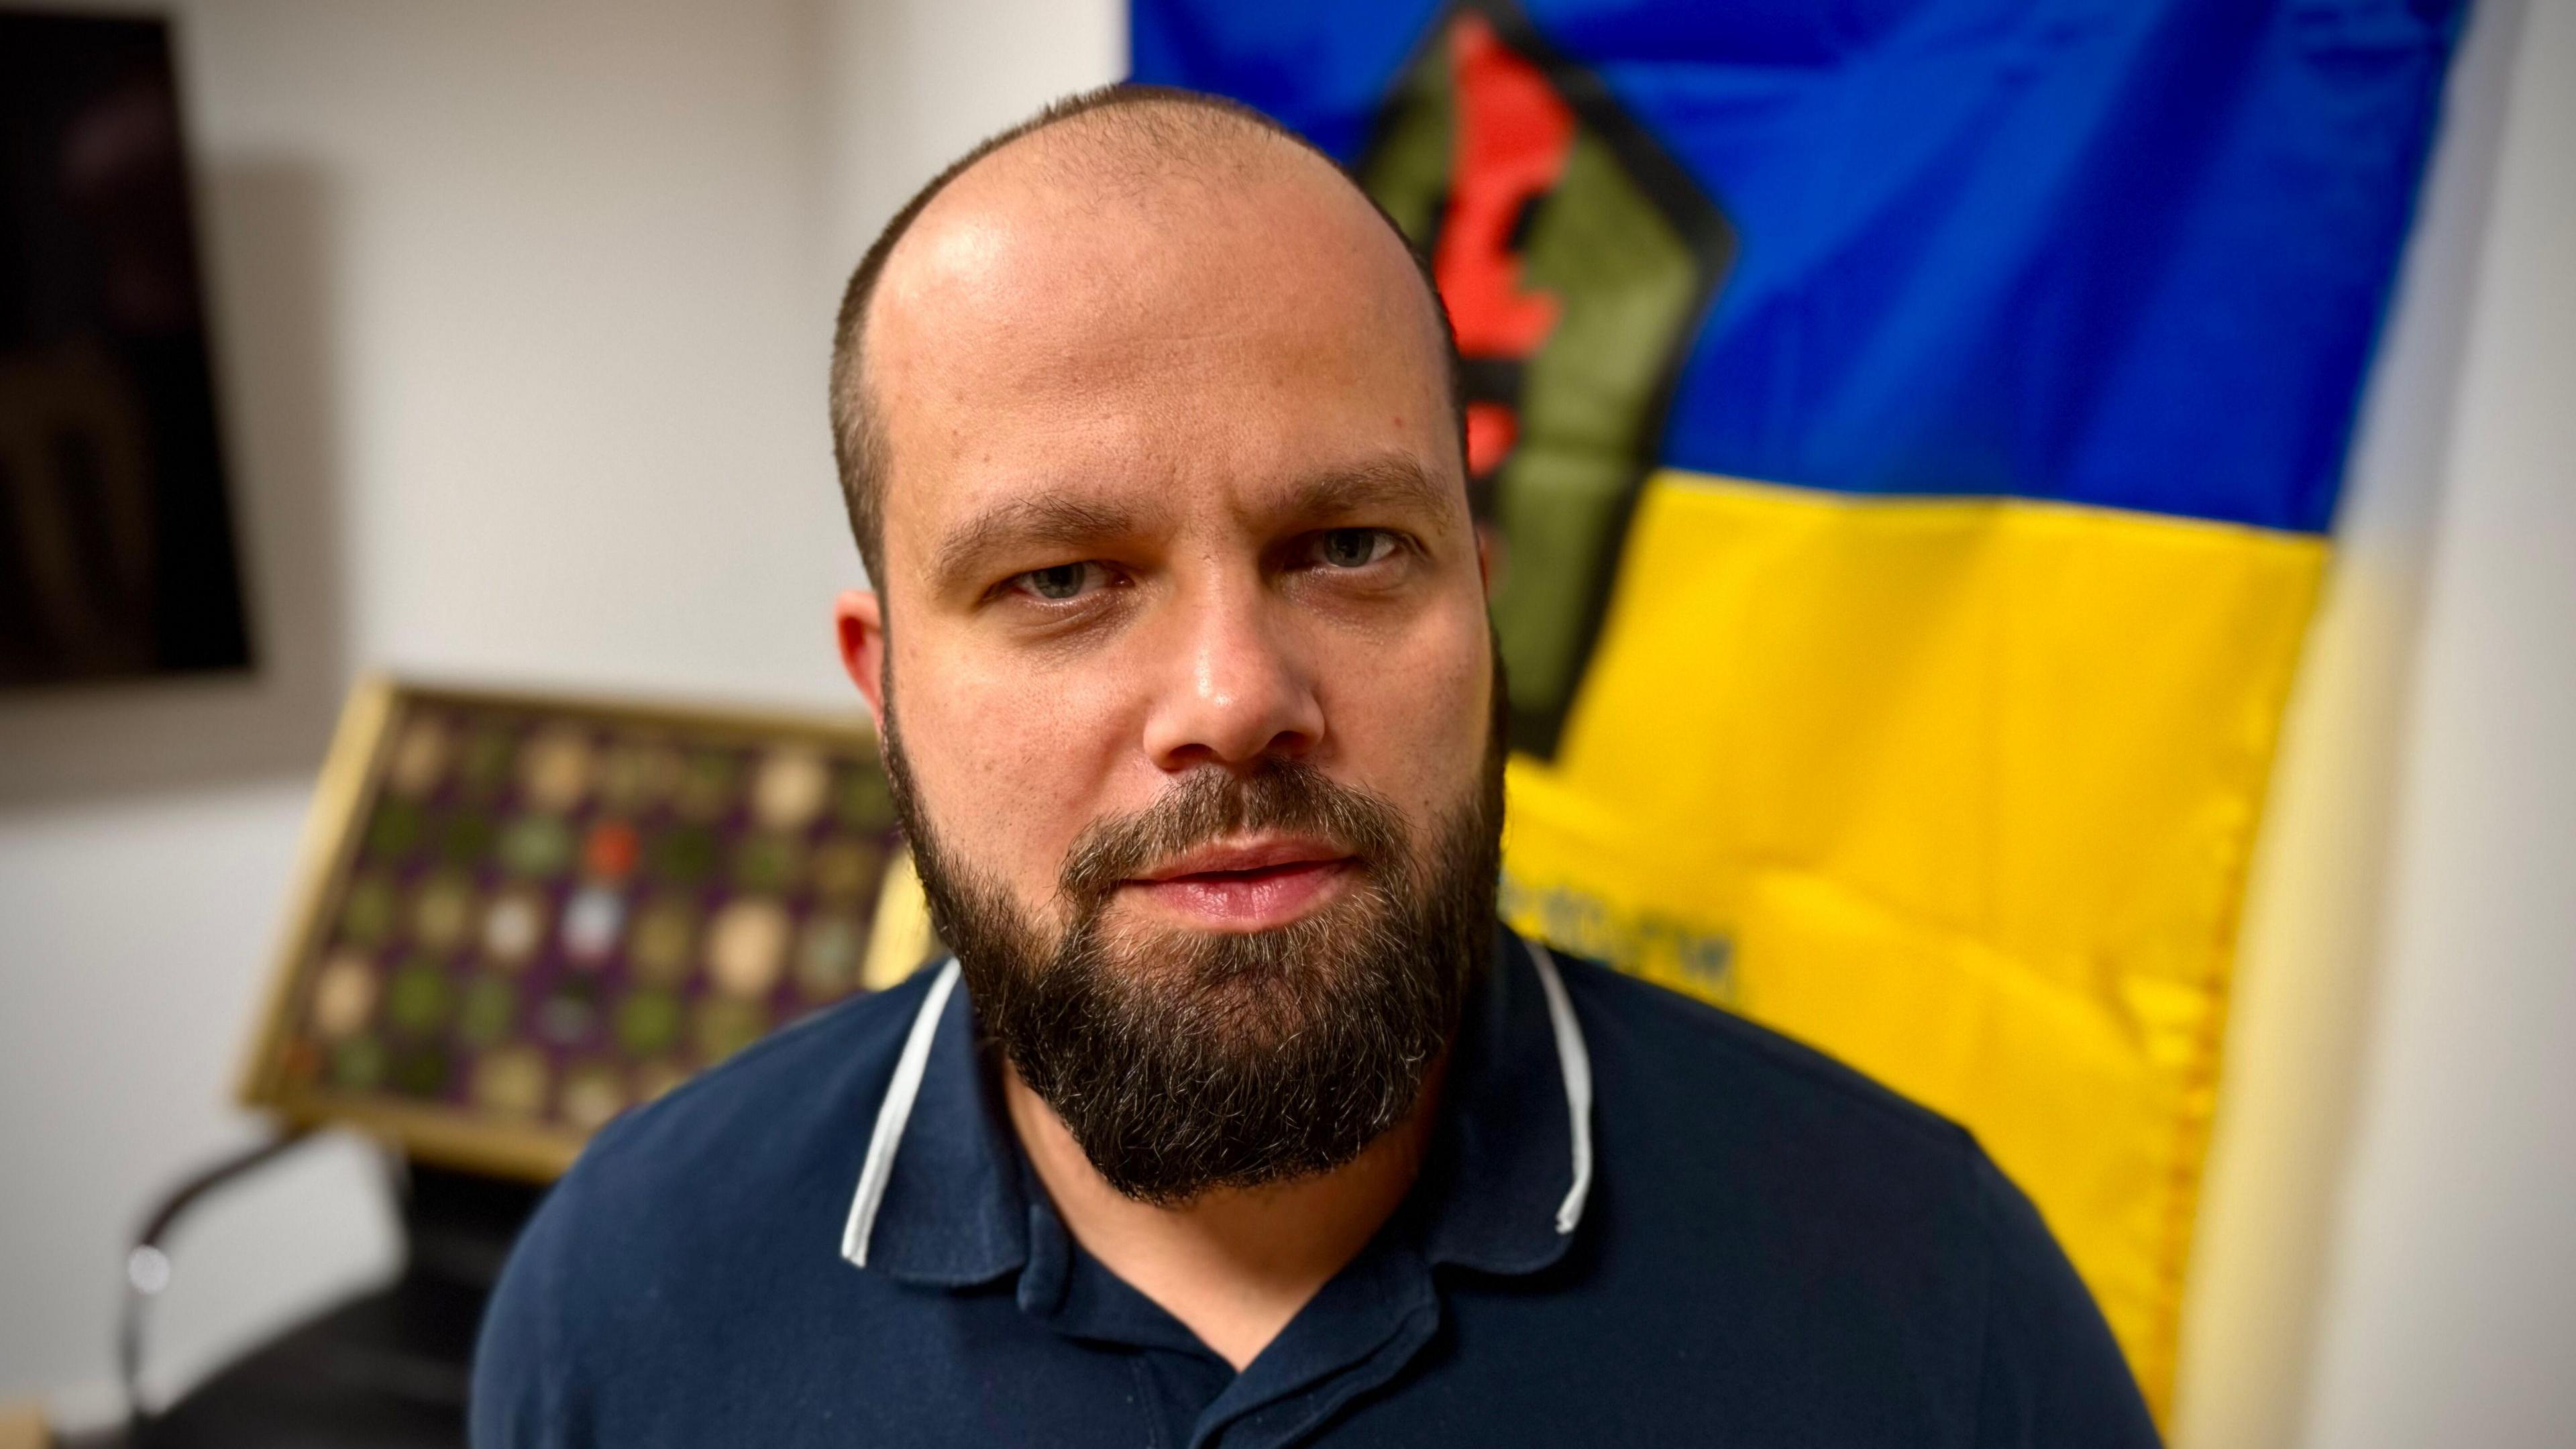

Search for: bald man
xmin=471 ymin=87 xmax=2159 ymax=1449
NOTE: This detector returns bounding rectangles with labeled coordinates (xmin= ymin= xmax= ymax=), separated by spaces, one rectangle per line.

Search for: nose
xmin=1139 ymin=578 xmax=1325 ymax=773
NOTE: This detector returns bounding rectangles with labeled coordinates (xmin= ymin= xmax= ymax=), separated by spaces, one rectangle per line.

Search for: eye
xmin=1009 ymin=561 xmax=1108 ymax=602
xmin=1312 ymin=528 xmax=1397 ymax=570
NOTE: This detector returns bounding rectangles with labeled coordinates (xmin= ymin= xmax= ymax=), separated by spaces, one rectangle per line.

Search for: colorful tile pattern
xmin=258 ymin=688 xmax=924 ymax=1163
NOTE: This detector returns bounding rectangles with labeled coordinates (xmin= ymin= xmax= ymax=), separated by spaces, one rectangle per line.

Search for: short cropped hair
xmin=826 ymin=83 xmax=1464 ymax=590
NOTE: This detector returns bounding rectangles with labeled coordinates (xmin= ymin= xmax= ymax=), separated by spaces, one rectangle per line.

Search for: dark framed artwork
xmin=1 ymin=9 xmax=252 ymax=687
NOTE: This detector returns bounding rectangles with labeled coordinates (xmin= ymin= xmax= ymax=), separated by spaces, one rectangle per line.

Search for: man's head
xmin=829 ymin=85 xmax=1503 ymax=1204
xmin=828 ymin=86 xmax=1466 ymax=590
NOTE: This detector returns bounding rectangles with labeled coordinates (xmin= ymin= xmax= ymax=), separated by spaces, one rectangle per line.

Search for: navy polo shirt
xmin=473 ymin=927 xmax=2159 ymax=1447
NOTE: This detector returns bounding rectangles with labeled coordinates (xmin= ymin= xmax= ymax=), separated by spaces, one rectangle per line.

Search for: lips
xmin=1132 ymin=836 xmax=1351 ymax=883
xmin=1120 ymin=835 xmax=1357 ymax=930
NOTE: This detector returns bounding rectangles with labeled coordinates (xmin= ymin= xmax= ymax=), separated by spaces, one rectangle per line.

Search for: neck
xmin=1000 ymin=1057 xmax=1446 ymax=1372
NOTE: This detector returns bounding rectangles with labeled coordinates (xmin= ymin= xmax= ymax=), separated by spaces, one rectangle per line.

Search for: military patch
xmin=1360 ymin=0 xmax=1735 ymax=756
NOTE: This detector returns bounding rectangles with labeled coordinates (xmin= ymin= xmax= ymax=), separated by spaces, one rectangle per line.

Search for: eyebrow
xmin=1270 ymin=453 xmax=1458 ymax=529
xmin=928 ymin=492 xmax=1151 ymax=598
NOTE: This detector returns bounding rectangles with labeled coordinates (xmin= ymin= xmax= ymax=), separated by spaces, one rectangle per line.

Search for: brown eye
xmin=1318 ymin=529 xmax=1390 ymax=568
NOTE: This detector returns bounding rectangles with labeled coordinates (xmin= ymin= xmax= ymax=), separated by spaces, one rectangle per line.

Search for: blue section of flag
xmin=1132 ymin=0 xmax=2465 ymax=534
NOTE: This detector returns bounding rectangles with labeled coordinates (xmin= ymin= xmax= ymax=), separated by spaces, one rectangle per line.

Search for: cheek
xmin=1323 ymin=602 xmax=1495 ymax=821
xmin=893 ymin=631 xmax=1136 ymax=898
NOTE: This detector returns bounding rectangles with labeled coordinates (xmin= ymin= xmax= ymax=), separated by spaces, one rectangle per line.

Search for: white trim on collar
xmin=1525 ymin=942 xmax=1596 ymax=1235
xmin=841 ymin=957 xmax=961 ymax=1268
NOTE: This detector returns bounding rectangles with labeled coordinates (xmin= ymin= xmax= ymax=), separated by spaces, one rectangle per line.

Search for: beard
xmin=879 ymin=669 xmax=1507 ymax=1207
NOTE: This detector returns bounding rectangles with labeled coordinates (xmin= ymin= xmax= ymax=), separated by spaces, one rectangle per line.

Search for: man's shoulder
xmin=1540 ymin=952 xmax=2160 ymax=1444
xmin=1542 ymin=946 xmax=2019 ymax=1275
xmin=540 ymin=964 xmax=943 ymax=1252
xmin=474 ymin=969 xmax=951 ymax=1442
xmin=1401 ymin=946 xmax=2161 ymax=1444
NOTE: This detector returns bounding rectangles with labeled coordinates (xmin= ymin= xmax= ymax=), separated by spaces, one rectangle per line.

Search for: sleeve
xmin=470 ymin=1175 xmax=580 ymax=1449
xmin=1969 ymin=1156 xmax=2164 ymax=1449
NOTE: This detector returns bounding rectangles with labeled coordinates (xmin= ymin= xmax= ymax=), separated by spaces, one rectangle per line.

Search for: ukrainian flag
xmin=1134 ymin=0 xmax=2464 ymax=1417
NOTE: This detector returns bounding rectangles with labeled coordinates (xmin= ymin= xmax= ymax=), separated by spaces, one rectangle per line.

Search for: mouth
xmin=1118 ymin=835 xmax=1357 ymax=930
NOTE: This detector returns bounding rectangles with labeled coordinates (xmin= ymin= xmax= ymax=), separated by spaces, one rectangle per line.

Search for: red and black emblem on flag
xmin=1360 ymin=0 xmax=1734 ymax=756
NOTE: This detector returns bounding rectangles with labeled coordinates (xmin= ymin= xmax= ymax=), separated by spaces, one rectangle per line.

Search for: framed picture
xmin=2 ymin=11 xmax=252 ymax=686
xmin=237 ymin=677 xmax=938 ymax=1179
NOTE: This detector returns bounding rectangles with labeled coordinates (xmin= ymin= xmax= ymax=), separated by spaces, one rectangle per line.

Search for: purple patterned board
xmin=251 ymin=684 xmax=923 ymax=1172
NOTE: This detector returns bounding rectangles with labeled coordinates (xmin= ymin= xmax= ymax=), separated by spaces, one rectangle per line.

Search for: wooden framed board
xmin=237 ymin=677 xmax=937 ymax=1179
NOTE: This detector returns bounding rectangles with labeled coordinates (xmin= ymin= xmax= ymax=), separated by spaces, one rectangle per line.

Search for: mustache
xmin=1057 ymin=761 xmax=1409 ymax=906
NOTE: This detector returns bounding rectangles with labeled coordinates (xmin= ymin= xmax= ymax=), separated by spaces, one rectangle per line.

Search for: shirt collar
xmin=841 ymin=925 xmax=1594 ymax=1286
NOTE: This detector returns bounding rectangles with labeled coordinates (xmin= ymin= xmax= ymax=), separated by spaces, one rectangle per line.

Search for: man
xmin=472 ymin=85 xmax=2159 ymax=1448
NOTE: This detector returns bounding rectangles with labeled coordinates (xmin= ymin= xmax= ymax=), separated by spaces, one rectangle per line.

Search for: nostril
xmin=1263 ymin=728 xmax=1316 ymax=759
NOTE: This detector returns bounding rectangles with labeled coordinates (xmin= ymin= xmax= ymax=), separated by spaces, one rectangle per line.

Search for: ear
xmin=834 ymin=589 xmax=889 ymax=734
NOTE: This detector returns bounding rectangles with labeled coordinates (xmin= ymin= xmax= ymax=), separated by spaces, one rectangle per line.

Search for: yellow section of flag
xmin=1500 ymin=471 xmax=2326 ymax=1417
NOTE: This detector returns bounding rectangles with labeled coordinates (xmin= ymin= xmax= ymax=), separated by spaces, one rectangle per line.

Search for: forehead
xmin=861 ymin=125 xmax=1457 ymax=572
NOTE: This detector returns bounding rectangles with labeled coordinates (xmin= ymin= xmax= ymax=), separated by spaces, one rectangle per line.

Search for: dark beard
xmin=880 ymin=681 xmax=1506 ymax=1207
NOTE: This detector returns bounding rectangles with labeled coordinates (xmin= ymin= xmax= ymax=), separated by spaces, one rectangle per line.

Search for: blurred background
xmin=0 ymin=1 xmax=2567 ymax=1447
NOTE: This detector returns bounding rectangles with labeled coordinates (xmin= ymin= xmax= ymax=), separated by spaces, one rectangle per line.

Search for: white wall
xmin=2292 ymin=2 xmax=2576 ymax=1442
xmin=2176 ymin=3 xmax=2576 ymax=1446
xmin=0 ymin=788 xmax=398 ymax=1413
xmin=0 ymin=0 xmax=1120 ymax=1419
xmin=2168 ymin=1 xmax=2529 ymax=1444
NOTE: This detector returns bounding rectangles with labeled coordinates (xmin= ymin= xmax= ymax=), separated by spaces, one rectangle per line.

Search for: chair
xmin=101 ymin=1145 xmax=535 ymax=1448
